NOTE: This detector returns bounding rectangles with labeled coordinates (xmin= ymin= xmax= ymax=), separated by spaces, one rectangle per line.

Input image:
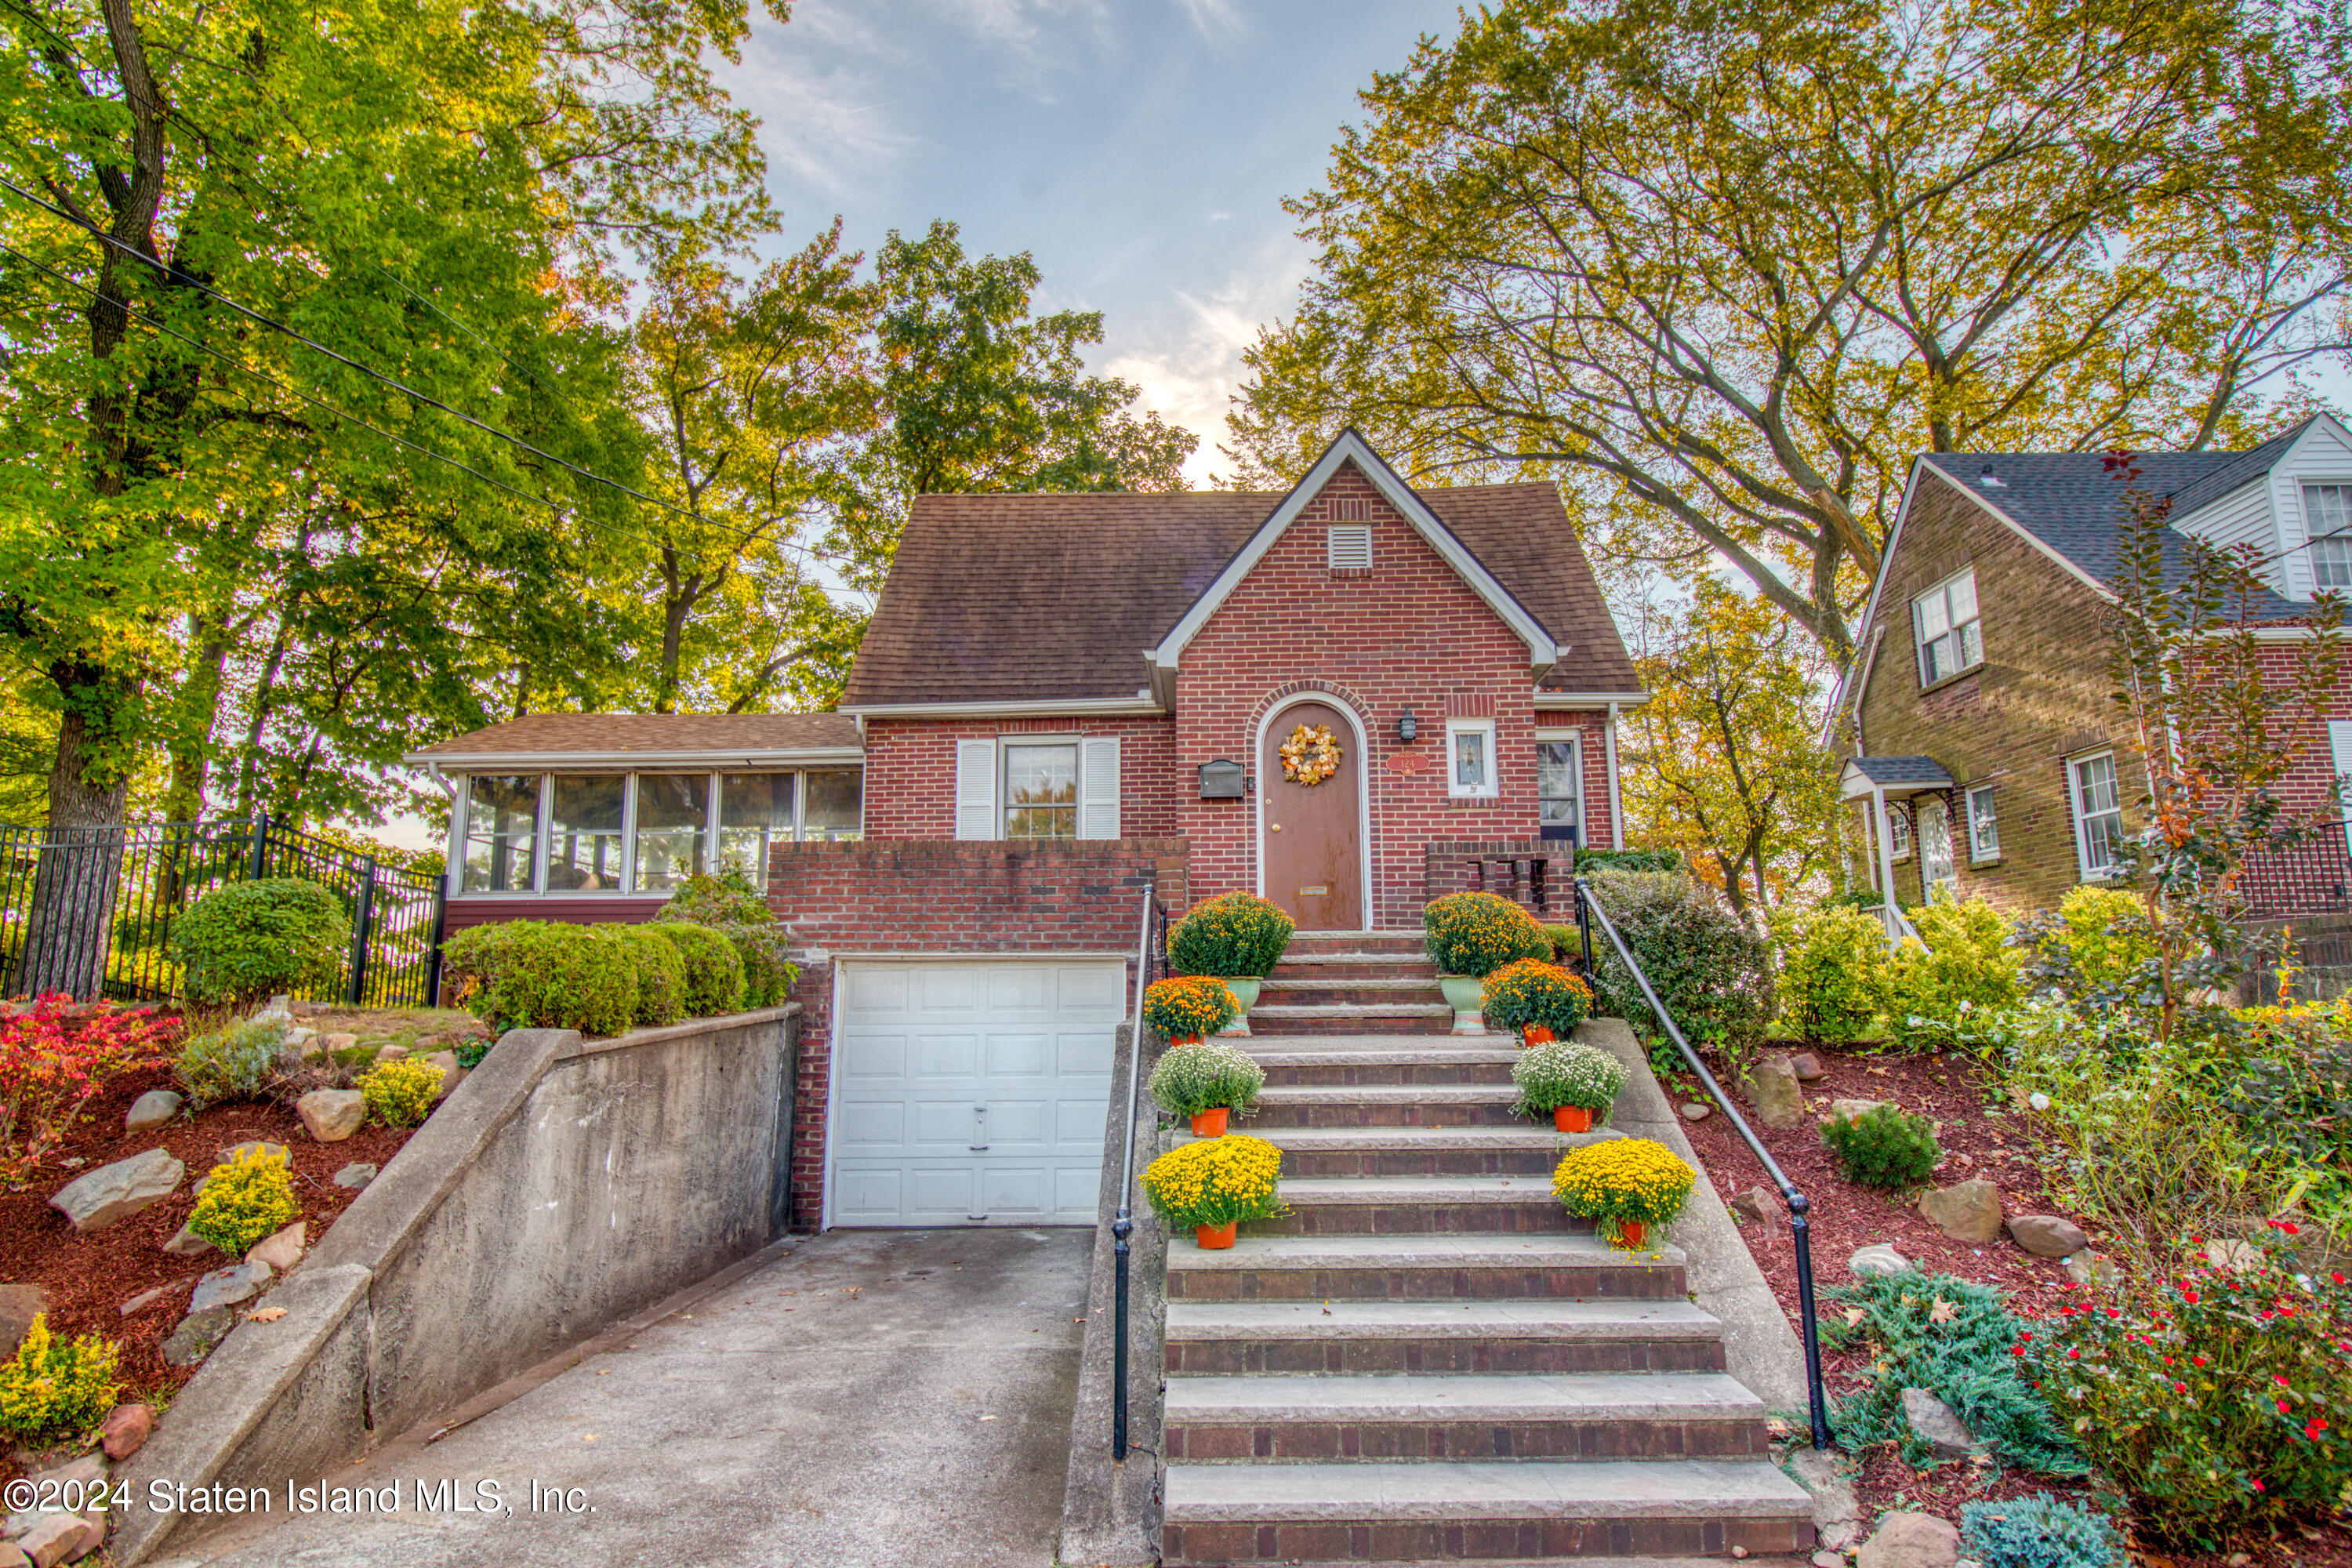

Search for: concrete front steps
xmin=1158 ymin=1028 xmax=1813 ymax=1565
xmin=1254 ymin=930 xmax=1453 ymax=1036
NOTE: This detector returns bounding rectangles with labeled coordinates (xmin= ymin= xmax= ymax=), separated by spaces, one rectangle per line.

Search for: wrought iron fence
xmin=0 ymin=815 xmax=443 ymax=1007
xmin=2239 ymin=823 xmax=2352 ymax=918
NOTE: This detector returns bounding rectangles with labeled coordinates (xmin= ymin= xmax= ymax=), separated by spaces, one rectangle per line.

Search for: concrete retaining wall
xmin=111 ymin=1005 xmax=800 ymax=1564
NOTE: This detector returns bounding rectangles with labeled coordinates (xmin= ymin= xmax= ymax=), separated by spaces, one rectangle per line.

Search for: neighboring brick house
xmin=1829 ymin=413 xmax=2352 ymax=916
xmin=407 ymin=430 xmax=1645 ymax=1229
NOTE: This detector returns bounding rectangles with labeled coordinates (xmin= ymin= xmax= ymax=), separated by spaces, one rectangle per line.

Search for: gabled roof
xmin=406 ymin=711 xmax=862 ymax=765
xmin=841 ymin=433 xmax=1640 ymax=710
xmin=1840 ymin=755 xmax=1954 ymax=798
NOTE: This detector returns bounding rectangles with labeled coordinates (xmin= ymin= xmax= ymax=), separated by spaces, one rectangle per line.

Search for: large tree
xmin=1225 ymin=0 xmax=2352 ymax=662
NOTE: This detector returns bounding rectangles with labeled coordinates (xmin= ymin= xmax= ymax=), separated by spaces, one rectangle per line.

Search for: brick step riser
xmin=1165 ymin=1262 xmax=1686 ymax=1303
xmin=1269 ymin=960 xmax=1442 ymax=982
xmin=1163 ymin=1513 xmax=1813 ymax=1565
xmin=1254 ymin=1202 xmax=1574 ymax=1237
xmin=1272 ymin=1148 xmax=1558 ymax=1178
xmin=1257 ymin=1062 xmax=1519 ymax=1089
xmin=1262 ymin=984 xmax=1449 ymax=1007
xmin=1249 ymin=1102 xmax=1526 ymax=1128
xmin=1163 ymin=1416 xmax=1772 ymax=1465
xmin=1166 ymin=1338 xmax=1730 ymax=1378
xmin=1250 ymin=1015 xmax=1460 ymax=1037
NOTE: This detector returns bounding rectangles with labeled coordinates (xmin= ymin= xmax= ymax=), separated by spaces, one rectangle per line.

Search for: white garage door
xmin=829 ymin=958 xmax=1127 ymax=1226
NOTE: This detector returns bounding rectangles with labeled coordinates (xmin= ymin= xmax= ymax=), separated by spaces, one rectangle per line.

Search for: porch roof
xmin=1839 ymin=755 xmax=1955 ymax=799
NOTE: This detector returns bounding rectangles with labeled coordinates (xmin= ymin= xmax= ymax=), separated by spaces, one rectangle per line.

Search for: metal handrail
xmin=1574 ymin=876 xmax=1833 ymax=1449
xmin=1111 ymin=884 xmax=1164 ymax=1461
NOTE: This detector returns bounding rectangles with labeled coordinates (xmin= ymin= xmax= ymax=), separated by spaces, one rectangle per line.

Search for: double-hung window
xmin=460 ymin=775 xmax=542 ymax=892
xmin=2071 ymin=752 xmax=2125 ymax=879
xmin=1887 ymin=803 xmax=1912 ymax=862
xmin=1913 ymin=568 xmax=1983 ymax=685
xmin=954 ymin=736 xmax=1123 ymax=840
xmin=1447 ymin=718 xmax=1497 ymax=799
xmin=1535 ymin=737 xmax=1581 ymax=840
xmin=2307 ymin=485 xmax=2352 ymax=590
xmin=1004 ymin=743 xmax=1080 ymax=840
xmin=1965 ymin=784 xmax=2000 ymax=862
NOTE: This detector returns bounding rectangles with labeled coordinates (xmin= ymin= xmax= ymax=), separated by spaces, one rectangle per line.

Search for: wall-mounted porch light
xmin=1397 ymin=708 xmax=1419 ymax=744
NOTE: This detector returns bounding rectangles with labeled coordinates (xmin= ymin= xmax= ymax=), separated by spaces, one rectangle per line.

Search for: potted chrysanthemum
xmin=1551 ymin=1137 xmax=1695 ymax=1250
xmin=1511 ymin=1040 xmax=1627 ymax=1134
xmin=1167 ymin=892 xmax=1296 ymax=1036
xmin=1480 ymin=957 xmax=1595 ymax=1045
xmin=1150 ymin=1039 xmax=1266 ymax=1137
xmin=1142 ymin=1132 xmax=1283 ymax=1249
xmin=1142 ymin=975 xmax=1239 ymax=1044
xmin=1421 ymin=892 xmax=1554 ymax=1035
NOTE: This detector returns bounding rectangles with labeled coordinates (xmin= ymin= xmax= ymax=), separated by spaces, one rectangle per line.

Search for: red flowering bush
xmin=0 ymin=995 xmax=176 ymax=1185
xmin=2031 ymin=1222 xmax=2352 ymax=1546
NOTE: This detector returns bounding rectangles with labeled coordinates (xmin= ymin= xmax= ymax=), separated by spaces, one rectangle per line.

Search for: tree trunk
xmin=16 ymin=700 xmax=131 ymax=1000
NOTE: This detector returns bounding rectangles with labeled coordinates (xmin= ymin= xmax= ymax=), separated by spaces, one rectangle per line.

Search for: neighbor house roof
xmin=841 ymin=457 xmax=1641 ymax=710
xmin=405 ymin=712 xmax=862 ymax=767
xmin=1840 ymin=756 xmax=1955 ymax=797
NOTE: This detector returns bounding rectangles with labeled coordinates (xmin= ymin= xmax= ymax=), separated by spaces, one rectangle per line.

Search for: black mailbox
xmin=1197 ymin=758 xmax=1246 ymax=799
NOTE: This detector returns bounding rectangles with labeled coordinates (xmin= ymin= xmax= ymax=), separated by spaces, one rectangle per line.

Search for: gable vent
xmin=1327 ymin=524 xmax=1374 ymax=572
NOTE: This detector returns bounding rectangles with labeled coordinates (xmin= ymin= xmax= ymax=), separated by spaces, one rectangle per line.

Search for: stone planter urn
xmin=1218 ymin=978 xmax=1262 ymax=1037
xmin=1439 ymin=975 xmax=1486 ymax=1035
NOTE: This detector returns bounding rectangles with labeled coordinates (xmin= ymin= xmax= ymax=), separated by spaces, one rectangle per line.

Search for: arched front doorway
xmin=1256 ymin=697 xmax=1370 ymax=930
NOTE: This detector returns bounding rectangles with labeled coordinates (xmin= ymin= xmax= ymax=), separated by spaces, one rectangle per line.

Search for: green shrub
xmin=1479 ymin=958 xmax=1594 ymax=1036
xmin=1958 ymin=1494 xmax=2125 ymax=1568
xmin=187 ymin=1145 xmax=300 ymax=1254
xmin=0 ymin=1314 xmax=120 ymax=1446
xmin=1168 ymin=891 xmax=1295 ymax=977
xmin=2222 ymin=1018 xmax=2352 ymax=1226
xmin=654 ymin=870 xmax=797 ymax=1006
xmin=170 ymin=877 xmax=350 ymax=1008
xmin=1574 ymin=847 xmax=1682 ymax=873
xmin=1149 ymin=1040 xmax=1265 ymax=1117
xmin=1543 ymin=923 xmax=1577 ymax=959
xmin=360 ymin=1055 xmax=443 ymax=1127
xmin=1582 ymin=872 xmax=1774 ymax=1046
xmin=2036 ymin=1225 xmax=2352 ymax=1546
xmin=1422 ymin=891 xmax=1555 ymax=978
xmin=1820 ymin=887 xmax=1885 ymax=911
xmin=653 ymin=921 xmax=746 ymax=1015
xmin=604 ymin=924 xmax=684 ymax=1028
xmin=174 ymin=1018 xmax=292 ymax=1109
xmin=2030 ymin=884 xmax=2161 ymax=996
xmin=1511 ymin=1040 xmax=1626 ymax=1116
xmin=442 ymin=920 xmax=637 ymax=1036
xmin=1770 ymin=902 xmax=1889 ymax=1044
xmin=1821 ymin=1270 xmax=2082 ymax=1475
xmin=1820 ymin=1103 xmax=1940 ymax=1191
xmin=1886 ymin=894 xmax=2021 ymax=1050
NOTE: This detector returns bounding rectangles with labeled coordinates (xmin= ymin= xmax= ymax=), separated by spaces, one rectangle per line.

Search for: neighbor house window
xmin=460 ymin=775 xmax=542 ymax=893
xmin=1918 ymin=797 xmax=1957 ymax=898
xmin=1536 ymin=738 xmax=1581 ymax=840
xmin=717 ymin=772 xmax=796 ymax=880
xmin=2308 ymin=484 xmax=2352 ymax=588
xmin=2071 ymin=752 xmax=2125 ymax=878
xmin=1966 ymin=785 xmax=2000 ymax=862
xmin=1004 ymin=743 xmax=1079 ymax=839
xmin=632 ymin=773 xmax=710 ymax=891
xmin=803 ymin=768 xmax=864 ymax=841
xmin=1913 ymin=567 xmax=1983 ymax=685
xmin=1887 ymin=803 xmax=1912 ymax=861
xmin=545 ymin=775 xmax=625 ymax=891
xmin=1447 ymin=718 xmax=1497 ymax=799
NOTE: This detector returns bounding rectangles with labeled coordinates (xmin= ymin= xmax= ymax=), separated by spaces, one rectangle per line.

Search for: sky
xmin=717 ymin=0 xmax=1468 ymax=484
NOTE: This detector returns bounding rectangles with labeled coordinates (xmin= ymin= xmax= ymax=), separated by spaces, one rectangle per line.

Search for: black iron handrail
xmin=1111 ymin=884 xmax=1166 ymax=1461
xmin=1574 ymin=876 xmax=1832 ymax=1449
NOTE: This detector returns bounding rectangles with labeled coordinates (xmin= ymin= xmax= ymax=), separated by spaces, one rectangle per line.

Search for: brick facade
xmin=764 ymin=837 xmax=1188 ymax=1229
xmin=859 ymin=713 xmax=1181 ymax=839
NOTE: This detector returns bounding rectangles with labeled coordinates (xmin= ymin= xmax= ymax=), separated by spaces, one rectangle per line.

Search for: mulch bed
xmin=1675 ymin=1043 xmax=2352 ymax=1567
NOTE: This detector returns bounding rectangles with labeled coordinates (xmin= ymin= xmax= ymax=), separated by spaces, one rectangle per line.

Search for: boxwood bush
xmin=605 ymin=924 xmax=684 ymax=1028
xmin=655 ymin=921 xmax=746 ymax=1016
xmin=1582 ymin=872 xmax=1773 ymax=1047
xmin=655 ymin=871 xmax=797 ymax=1006
xmin=442 ymin=920 xmax=637 ymax=1037
xmin=170 ymin=878 xmax=350 ymax=1008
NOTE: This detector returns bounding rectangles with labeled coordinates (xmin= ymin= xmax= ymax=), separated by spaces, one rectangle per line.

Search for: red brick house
xmin=1828 ymin=413 xmax=2352 ymax=918
xmin=409 ymin=430 xmax=1643 ymax=1228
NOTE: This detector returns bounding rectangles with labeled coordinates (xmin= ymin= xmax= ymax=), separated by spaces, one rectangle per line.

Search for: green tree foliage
xmin=1225 ymin=0 xmax=2352 ymax=662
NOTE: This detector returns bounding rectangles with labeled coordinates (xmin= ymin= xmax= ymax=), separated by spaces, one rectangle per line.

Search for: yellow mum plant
xmin=1142 ymin=1133 xmax=1283 ymax=1229
xmin=1142 ymin=975 xmax=1239 ymax=1040
xmin=1421 ymin=892 xmax=1553 ymax=978
xmin=1167 ymin=891 xmax=1296 ymax=977
xmin=1552 ymin=1138 xmax=1696 ymax=1247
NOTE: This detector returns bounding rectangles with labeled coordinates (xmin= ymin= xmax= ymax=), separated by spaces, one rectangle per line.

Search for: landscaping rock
xmin=1857 ymin=1511 xmax=1959 ymax=1568
xmin=13 ymin=1512 xmax=101 ymax=1568
xmin=188 ymin=1258 xmax=272 ymax=1316
xmin=0 ymin=1541 xmax=27 ymax=1568
xmin=162 ymin=1221 xmax=218 ymax=1258
xmin=1849 ymin=1243 xmax=1913 ymax=1277
xmin=1814 ymin=1553 xmax=1849 ymax=1568
xmin=124 ymin=1089 xmax=183 ymax=1131
xmin=296 ymin=1087 xmax=366 ymax=1142
xmin=1743 ymin=1055 xmax=1806 ymax=1129
xmin=1917 ymin=1178 xmax=2004 ymax=1243
xmin=373 ymin=1043 xmax=408 ymax=1062
xmin=160 ymin=1305 xmax=236 ymax=1367
xmin=320 ymin=1031 xmax=359 ymax=1053
xmin=247 ymin=1221 xmax=307 ymax=1272
xmin=423 ymin=1049 xmax=465 ymax=1098
xmin=1679 ymin=1102 xmax=1711 ymax=1121
xmin=2006 ymin=1213 xmax=2088 ymax=1258
xmin=2064 ymin=1250 xmax=2121 ymax=1290
xmin=0 ymin=1283 xmax=45 ymax=1356
xmin=49 ymin=1149 xmax=183 ymax=1232
xmin=1824 ymin=1097 xmax=1888 ymax=1124
xmin=99 ymin=1403 xmax=154 ymax=1461
xmin=1789 ymin=1051 xmax=1826 ymax=1081
xmin=118 ymin=1285 xmax=172 ymax=1318
xmin=332 ymin=1162 xmax=378 ymax=1191
xmin=27 ymin=1456 xmax=103 ymax=1492
xmin=1729 ymin=1185 xmax=1777 ymax=1222
xmin=1900 ymin=1387 xmax=1976 ymax=1460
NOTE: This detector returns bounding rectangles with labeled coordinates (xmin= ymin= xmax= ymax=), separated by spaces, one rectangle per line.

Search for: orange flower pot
xmin=1196 ymin=1221 xmax=1238 ymax=1250
xmin=1523 ymin=1024 xmax=1555 ymax=1045
xmin=1615 ymin=1220 xmax=1648 ymax=1250
xmin=1172 ymin=1034 xmax=1203 ymax=1047
xmin=1554 ymin=1104 xmax=1593 ymax=1134
xmin=1190 ymin=1107 xmax=1230 ymax=1138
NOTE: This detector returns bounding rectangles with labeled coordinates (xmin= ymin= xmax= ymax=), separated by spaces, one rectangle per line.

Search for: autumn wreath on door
xmin=1279 ymin=723 xmax=1341 ymax=786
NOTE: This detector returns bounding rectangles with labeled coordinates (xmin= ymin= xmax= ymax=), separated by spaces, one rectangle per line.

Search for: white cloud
xmin=1172 ymin=0 xmax=1249 ymax=44
xmin=724 ymin=9 xmax=920 ymax=201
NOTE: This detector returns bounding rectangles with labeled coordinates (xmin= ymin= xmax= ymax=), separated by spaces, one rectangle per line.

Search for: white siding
xmin=2172 ymin=479 xmax=2281 ymax=593
xmin=2275 ymin=420 xmax=2352 ymax=601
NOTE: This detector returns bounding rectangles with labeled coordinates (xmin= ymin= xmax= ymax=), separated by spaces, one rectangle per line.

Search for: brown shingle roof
xmin=409 ymin=711 xmax=861 ymax=760
xmin=841 ymin=481 xmax=1640 ymax=706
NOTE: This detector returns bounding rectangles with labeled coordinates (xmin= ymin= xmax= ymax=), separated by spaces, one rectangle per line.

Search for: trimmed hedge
xmin=1573 ymin=847 xmax=1683 ymax=874
xmin=442 ymin=920 xmax=636 ymax=1037
xmin=606 ymin=925 xmax=685 ymax=1029
xmin=657 ymin=922 xmax=745 ymax=1016
xmin=654 ymin=871 xmax=797 ymax=1006
xmin=171 ymin=878 xmax=350 ymax=1007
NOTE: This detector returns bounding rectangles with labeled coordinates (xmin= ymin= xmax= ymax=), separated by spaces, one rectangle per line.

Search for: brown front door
xmin=1261 ymin=702 xmax=1365 ymax=930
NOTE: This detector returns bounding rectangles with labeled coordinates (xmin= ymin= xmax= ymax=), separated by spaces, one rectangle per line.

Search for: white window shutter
xmin=955 ymin=739 xmax=997 ymax=840
xmin=1079 ymin=737 xmax=1122 ymax=840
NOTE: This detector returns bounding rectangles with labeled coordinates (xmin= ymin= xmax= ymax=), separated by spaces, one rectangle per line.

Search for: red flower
xmin=2252 ymin=1479 xmax=2267 ymax=1493
xmin=2183 ymin=1290 xmax=2200 ymax=1305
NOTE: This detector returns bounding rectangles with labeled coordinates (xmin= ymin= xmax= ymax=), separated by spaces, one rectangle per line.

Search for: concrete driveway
xmin=165 ymin=1229 xmax=1093 ymax=1568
